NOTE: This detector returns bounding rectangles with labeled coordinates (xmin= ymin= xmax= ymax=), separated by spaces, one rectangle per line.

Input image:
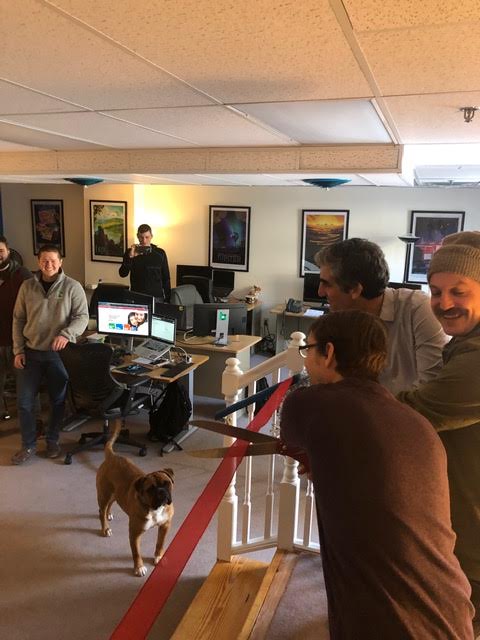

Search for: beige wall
xmin=2 ymin=182 xmax=480 ymax=310
xmin=1 ymin=183 xmax=85 ymax=282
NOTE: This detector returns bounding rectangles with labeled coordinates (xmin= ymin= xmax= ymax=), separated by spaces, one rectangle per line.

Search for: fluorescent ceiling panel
xmin=102 ymin=106 xmax=294 ymax=146
xmin=232 ymin=100 xmax=391 ymax=144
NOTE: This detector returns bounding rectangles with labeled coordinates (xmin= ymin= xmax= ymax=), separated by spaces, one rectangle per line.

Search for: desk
xmin=113 ymin=353 xmax=209 ymax=453
xmin=176 ymin=335 xmax=262 ymax=399
xmin=270 ymin=304 xmax=327 ymax=353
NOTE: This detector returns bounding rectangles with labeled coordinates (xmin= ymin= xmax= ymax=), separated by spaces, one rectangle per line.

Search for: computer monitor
xmin=212 ymin=269 xmax=235 ymax=299
xmin=192 ymin=303 xmax=247 ymax=337
xmin=176 ymin=264 xmax=213 ymax=286
xmin=97 ymin=300 xmax=150 ymax=337
xmin=150 ymin=314 xmax=176 ymax=346
xmin=89 ymin=282 xmax=130 ymax=318
xmin=303 ymin=273 xmax=327 ymax=306
xmin=123 ymin=289 xmax=155 ymax=311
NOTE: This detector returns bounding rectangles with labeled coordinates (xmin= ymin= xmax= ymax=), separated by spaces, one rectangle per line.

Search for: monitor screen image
xmin=97 ymin=301 xmax=150 ymax=337
xmin=192 ymin=303 xmax=247 ymax=337
xmin=151 ymin=314 xmax=176 ymax=345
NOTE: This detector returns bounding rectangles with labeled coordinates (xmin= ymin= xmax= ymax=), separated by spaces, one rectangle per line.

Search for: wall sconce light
xmin=460 ymin=107 xmax=478 ymax=123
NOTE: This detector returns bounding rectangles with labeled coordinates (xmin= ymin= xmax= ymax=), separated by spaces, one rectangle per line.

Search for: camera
xmin=135 ymin=245 xmax=151 ymax=255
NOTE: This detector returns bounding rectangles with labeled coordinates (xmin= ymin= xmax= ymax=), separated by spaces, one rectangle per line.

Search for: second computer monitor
xmin=192 ymin=303 xmax=247 ymax=337
xmin=151 ymin=314 xmax=176 ymax=345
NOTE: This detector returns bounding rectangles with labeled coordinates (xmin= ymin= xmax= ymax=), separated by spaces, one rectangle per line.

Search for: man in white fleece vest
xmin=11 ymin=245 xmax=88 ymax=465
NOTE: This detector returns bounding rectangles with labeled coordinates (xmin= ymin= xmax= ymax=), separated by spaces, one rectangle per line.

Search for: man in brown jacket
xmin=398 ymin=231 xmax=480 ymax=635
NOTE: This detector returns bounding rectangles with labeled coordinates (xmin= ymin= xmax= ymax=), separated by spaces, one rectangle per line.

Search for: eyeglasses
xmin=298 ymin=343 xmax=319 ymax=358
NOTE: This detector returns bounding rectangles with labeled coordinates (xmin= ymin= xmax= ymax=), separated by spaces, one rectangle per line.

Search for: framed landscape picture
xmin=209 ymin=205 xmax=251 ymax=271
xmin=300 ymin=209 xmax=349 ymax=276
xmin=31 ymin=199 xmax=65 ymax=256
xmin=404 ymin=210 xmax=465 ymax=284
xmin=90 ymin=200 xmax=127 ymax=263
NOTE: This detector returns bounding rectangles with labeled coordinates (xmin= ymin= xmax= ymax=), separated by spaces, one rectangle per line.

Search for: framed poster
xmin=209 ymin=205 xmax=251 ymax=271
xmin=31 ymin=199 xmax=65 ymax=256
xmin=90 ymin=200 xmax=127 ymax=263
xmin=404 ymin=210 xmax=465 ymax=284
xmin=300 ymin=209 xmax=349 ymax=276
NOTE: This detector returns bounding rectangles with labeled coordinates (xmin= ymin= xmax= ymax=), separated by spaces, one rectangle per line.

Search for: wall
xmin=129 ymin=184 xmax=480 ymax=307
xmin=2 ymin=182 xmax=480 ymax=312
xmin=1 ymin=183 xmax=85 ymax=282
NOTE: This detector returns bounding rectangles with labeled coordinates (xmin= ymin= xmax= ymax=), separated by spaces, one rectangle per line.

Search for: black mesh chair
xmin=60 ymin=342 xmax=150 ymax=465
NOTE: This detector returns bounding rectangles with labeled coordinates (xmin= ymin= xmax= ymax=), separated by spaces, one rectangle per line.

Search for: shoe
xmin=11 ymin=447 xmax=36 ymax=465
xmin=46 ymin=441 xmax=61 ymax=459
xmin=0 ymin=412 xmax=11 ymax=421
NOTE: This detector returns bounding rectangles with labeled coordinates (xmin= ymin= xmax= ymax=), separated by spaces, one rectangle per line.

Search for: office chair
xmin=181 ymin=275 xmax=215 ymax=303
xmin=171 ymin=284 xmax=203 ymax=306
xmin=60 ymin=342 xmax=150 ymax=465
xmin=170 ymin=285 xmax=203 ymax=330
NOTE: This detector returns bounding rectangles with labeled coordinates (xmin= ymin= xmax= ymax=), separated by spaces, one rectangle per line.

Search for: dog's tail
xmin=105 ymin=420 xmax=122 ymax=458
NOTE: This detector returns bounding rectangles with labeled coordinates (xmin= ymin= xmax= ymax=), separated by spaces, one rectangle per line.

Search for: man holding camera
xmin=119 ymin=223 xmax=171 ymax=302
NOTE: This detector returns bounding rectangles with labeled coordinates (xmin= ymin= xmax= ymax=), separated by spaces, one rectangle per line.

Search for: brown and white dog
xmin=96 ymin=421 xmax=174 ymax=577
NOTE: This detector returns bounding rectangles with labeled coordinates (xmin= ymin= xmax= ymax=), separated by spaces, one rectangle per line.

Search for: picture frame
xmin=300 ymin=209 xmax=350 ymax=276
xmin=31 ymin=199 xmax=65 ymax=256
xmin=404 ymin=210 xmax=465 ymax=284
xmin=209 ymin=205 xmax=251 ymax=271
xmin=90 ymin=200 xmax=127 ymax=263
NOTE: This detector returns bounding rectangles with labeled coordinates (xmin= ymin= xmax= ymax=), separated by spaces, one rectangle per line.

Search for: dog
xmin=96 ymin=421 xmax=174 ymax=577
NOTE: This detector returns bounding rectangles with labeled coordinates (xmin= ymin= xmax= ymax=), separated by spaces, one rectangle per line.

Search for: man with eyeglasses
xmin=281 ymin=310 xmax=474 ymax=638
xmin=315 ymin=238 xmax=447 ymax=394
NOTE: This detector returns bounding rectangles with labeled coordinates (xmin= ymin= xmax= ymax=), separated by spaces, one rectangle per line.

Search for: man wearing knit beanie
xmin=398 ymin=230 xmax=480 ymax=635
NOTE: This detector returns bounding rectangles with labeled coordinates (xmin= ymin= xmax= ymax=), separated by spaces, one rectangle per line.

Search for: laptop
xmin=134 ymin=314 xmax=176 ymax=362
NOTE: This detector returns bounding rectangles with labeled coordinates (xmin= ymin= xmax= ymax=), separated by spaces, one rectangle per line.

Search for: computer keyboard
xmin=160 ymin=361 xmax=192 ymax=378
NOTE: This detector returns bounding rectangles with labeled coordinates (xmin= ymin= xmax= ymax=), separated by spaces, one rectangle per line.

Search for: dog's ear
xmin=162 ymin=468 xmax=174 ymax=483
xmin=134 ymin=477 xmax=147 ymax=493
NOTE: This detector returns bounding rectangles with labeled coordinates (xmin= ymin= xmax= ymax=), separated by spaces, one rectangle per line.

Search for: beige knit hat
xmin=428 ymin=231 xmax=480 ymax=282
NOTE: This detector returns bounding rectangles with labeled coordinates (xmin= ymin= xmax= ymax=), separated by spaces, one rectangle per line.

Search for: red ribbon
xmin=110 ymin=377 xmax=293 ymax=640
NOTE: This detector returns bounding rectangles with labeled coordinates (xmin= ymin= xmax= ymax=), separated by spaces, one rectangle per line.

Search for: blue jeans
xmin=16 ymin=348 xmax=68 ymax=448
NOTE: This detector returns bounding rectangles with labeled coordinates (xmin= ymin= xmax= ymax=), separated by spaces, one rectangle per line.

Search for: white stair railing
xmin=216 ymin=331 xmax=320 ymax=561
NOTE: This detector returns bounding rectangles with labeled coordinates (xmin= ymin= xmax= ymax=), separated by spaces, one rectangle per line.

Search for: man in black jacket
xmin=119 ymin=224 xmax=171 ymax=302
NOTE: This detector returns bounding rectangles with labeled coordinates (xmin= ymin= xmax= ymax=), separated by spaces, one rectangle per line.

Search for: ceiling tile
xmin=102 ymin=106 xmax=295 ymax=146
xmin=345 ymin=0 xmax=480 ymax=32
xmin=232 ymin=100 xmax=391 ymax=143
xmin=385 ymin=92 xmax=480 ymax=143
xmin=0 ymin=0 xmax=213 ymax=110
xmin=0 ymin=80 xmax=82 ymax=115
xmin=0 ymin=112 xmax=197 ymax=148
xmin=48 ymin=0 xmax=372 ymax=102
xmin=0 ymin=121 xmax=104 ymax=150
xmin=358 ymin=23 xmax=480 ymax=95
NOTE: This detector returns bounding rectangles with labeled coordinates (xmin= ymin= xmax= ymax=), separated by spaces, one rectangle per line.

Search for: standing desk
xmin=176 ymin=335 xmax=262 ymax=399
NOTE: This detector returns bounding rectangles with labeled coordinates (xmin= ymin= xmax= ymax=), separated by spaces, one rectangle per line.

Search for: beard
xmin=0 ymin=256 xmax=10 ymax=270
